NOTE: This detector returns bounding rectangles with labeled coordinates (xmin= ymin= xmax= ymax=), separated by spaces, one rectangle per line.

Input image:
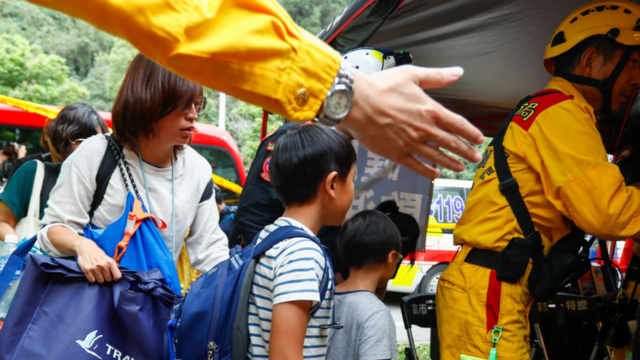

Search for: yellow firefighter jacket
xmin=455 ymin=77 xmax=640 ymax=252
xmin=27 ymin=0 xmax=340 ymax=122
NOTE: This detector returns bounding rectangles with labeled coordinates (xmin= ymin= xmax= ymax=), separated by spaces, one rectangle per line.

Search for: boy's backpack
xmin=166 ymin=225 xmax=332 ymax=360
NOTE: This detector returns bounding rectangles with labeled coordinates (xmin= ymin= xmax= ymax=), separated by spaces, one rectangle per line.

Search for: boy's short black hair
xmin=270 ymin=124 xmax=356 ymax=207
xmin=338 ymin=210 xmax=402 ymax=269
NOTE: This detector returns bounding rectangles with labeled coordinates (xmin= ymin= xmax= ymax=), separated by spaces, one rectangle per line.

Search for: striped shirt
xmin=248 ymin=217 xmax=334 ymax=360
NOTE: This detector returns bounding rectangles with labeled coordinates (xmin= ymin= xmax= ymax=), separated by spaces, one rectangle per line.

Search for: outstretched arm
xmin=27 ymin=0 xmax=484 ymax=177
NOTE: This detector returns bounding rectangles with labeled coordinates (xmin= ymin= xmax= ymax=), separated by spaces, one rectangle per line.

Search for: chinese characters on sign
xmin=535 ymin=299 xmax=589 ymax=313
xmin=348 ymin=142 xmax=433 ymax=244
xmin=412 ymin=303 xmax=430 ymax=316
xmin=565 ymin=300 xmax=588 ymax=311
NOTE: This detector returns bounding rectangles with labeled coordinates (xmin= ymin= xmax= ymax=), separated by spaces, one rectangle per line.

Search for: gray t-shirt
xmin=327 ymin=291 xmax=397 ymax=360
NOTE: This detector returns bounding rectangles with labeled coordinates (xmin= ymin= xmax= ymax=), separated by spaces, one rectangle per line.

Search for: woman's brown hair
xmin=112 ymin=54 xmax=202 ymax=149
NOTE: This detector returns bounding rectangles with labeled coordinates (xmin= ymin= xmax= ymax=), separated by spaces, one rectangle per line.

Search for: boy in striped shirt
xmin=248 ymin=124 xmax=357 ymax=360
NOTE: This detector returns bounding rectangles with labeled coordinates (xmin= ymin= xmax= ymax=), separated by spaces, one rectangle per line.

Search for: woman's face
xmin=152 ymin=104 xmax=198 ymax=147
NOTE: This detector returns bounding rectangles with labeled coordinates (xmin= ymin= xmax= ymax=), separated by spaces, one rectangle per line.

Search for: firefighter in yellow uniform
xmin=437 ymin=1 xmax=640 ymax=359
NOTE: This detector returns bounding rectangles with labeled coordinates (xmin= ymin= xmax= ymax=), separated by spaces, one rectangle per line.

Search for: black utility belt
xmin=464 ymin=229 xmax=592 ymax=301
xmin=465 ymin=234 xmax=542 ymax=284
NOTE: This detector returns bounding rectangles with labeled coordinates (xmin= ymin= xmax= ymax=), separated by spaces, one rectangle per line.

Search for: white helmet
xmin=342 ymin=47 xmax=413 ymax=76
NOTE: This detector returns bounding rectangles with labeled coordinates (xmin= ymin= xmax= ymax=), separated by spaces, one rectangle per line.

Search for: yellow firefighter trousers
xmin=436 ymin=246 xmax=533 ymax=360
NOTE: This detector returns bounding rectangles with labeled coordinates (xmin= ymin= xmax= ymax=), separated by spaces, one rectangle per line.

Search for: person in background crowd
xmin=327 ymin=210 xmax=402 ymax=360
xmin=8 ymin=119 xmax=55 ymax=181
xmin=0 ymin=103 xmax=108 ymax=241
xmin=214 ymin=184 xmax=235 ymax=238
xmin=376 ymin=200 xmax=419 ymax=266
xmin=37 ymin=54 xmax=228 ymax=286
xmin=0 ymin=142 xmax=26 ymax=183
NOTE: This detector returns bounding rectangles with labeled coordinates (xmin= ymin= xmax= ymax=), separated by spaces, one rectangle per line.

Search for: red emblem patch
xmin=511 ymin=91 xmax=573 ymax=132
xmin=260 ymin=155 xmax=272 ymax=182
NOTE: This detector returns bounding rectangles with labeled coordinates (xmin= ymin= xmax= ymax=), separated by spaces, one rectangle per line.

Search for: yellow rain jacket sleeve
xmin=27 ymin=0 xmax=340 ymax=122
xmin=455 ymin=77 xmax=640 ymax=252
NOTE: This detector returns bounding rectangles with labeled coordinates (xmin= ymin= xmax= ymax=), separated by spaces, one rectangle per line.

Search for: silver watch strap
xmin=316 ymin=60 xmax=355 ymax=126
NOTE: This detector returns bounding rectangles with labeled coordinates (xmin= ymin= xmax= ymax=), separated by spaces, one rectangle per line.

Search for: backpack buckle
xmin=320 ymin=322 xmax=344 ymax=330
xmin=498 ymin=178 xmax=519 ymax=196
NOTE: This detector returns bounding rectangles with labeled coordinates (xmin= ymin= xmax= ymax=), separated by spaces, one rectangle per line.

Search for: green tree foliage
xmin=0 ymin=33 xmax=89 ymax=105
xmin=198 ymin=89 xmax=284 ymax=169
xmin=279 ymin=0 xmax=351 ymax=35
xmin=0 ymin=0 xmax=113 ymax=77
xmin=83 ymin=39 xmax=138 ymax=111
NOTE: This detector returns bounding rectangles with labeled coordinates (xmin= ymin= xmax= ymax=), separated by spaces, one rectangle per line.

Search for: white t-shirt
xmin=248 ymin=217 xmax=334 ymax=359
xmin=37 ymin=134 xmax=228 ymax=272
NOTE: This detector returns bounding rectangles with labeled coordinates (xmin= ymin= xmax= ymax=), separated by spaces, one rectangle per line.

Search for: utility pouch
xmin=528 ymin=229 xmax=591 ymax=301
xmin=496 ymin=235 xmax=539 ymax=283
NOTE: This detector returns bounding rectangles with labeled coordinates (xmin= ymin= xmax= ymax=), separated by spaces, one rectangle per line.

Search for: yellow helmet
xmin=543 ymin=0 xmax=640 ymax=75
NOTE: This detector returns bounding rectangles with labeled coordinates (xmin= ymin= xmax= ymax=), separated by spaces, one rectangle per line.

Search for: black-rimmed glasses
xmin=181 ymin=96 xmax=207 ymax=116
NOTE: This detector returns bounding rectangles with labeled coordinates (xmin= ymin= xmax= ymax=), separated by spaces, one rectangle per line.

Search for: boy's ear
xmin=387 ymin=251 xmax=396 ymax=266
xmin=324 ymin=171 xmax=339 ymax=199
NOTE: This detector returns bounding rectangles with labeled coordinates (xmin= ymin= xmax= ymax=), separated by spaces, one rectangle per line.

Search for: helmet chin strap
xmin=555 ymin=47 xmax=634 ymax=116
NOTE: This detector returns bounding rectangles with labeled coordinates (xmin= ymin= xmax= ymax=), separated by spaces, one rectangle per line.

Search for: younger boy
xmin=327 ymin=210 xmax=402 ymax=360
xmin=247 ymin=124 xmax=357 ymax=360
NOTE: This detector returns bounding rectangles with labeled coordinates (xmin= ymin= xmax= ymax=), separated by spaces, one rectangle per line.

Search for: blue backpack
xmin=166 ymin=225 xmax=332 ymax=360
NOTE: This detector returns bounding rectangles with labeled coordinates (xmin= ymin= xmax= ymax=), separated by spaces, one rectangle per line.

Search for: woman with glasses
xmin=37 ymin=54 xmax=227 ymax=289
xmin=0 ymin=103 xmax=108 ymax=242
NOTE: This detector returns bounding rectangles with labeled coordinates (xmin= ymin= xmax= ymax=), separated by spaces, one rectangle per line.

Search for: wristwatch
xmin=316 ymin=60 xmax=355 ymax=127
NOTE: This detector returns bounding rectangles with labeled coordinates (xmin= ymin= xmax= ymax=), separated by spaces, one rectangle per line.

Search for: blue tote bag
xmin=0 ymin=253 xmax=181 ymax=360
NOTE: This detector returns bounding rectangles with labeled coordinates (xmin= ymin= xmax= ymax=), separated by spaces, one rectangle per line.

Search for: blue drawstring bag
xmin=0 ymin=245 xmax=181 ymax=360
xmin=84 ymin=191 xmax=182 ymax=294
xmin=80 ymin=134 xmax=181 ymax=294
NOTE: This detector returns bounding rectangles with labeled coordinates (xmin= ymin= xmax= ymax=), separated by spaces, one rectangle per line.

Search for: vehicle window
xmin=430 ymin=186 xmax=469 ymax=225
xmin=0 ymin=126 xmax=45 ymax=183
xmin=0 ymin=127 xmax=44 ymax=157
xmin=191 ymin=144 xmax=241 ymax=202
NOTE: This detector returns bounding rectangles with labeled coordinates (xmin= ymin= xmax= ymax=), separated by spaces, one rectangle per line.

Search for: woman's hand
xmin=72 ymin=238 xmax=122 ymax=283
xmin=47 ymin=225 xmax=122 ymax=283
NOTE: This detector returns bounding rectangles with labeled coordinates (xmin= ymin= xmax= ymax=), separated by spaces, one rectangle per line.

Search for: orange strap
xmin=113 ymin=197 xmax=167 ymax=264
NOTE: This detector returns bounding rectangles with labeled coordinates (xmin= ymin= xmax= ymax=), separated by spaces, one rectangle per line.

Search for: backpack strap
xmin=39 ymin=162 xmax=61 ymax=215
xmin=252 ymin=225 xmax=332 ymax=317
xmin=88 ymin=134 xmax=120 ymax=220
xmin=465 ymin=90 xmax=577 ymax=280
xmin=199 ymin=179 xmax=214 ymax=203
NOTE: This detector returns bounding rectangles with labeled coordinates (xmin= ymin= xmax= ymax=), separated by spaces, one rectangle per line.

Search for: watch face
xmin=325 ymin=86 xmax=353 ymax=120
